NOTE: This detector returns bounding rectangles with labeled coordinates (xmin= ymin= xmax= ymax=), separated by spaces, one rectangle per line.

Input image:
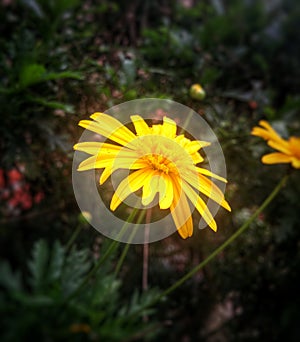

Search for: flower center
xmin=145 ymin=154 xmax=178 ymax=174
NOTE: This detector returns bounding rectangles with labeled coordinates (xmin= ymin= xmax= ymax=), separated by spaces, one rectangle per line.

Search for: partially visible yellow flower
xmin=251 ymin=120 xmax=300 ymax=169
xmin=74 ymin=113 xmax=231 ymax=239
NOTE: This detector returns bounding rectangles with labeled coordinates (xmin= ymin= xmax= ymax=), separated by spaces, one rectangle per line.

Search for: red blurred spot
xmin=8 ymin=169 xmax=23 ymax=183
xmin=0 ymin=169 xmax=5 ymax=188
xmin=248 ymin=101 xmax=258 ymax=110
xmin=34 ymin=192 xmax=44 ymax=204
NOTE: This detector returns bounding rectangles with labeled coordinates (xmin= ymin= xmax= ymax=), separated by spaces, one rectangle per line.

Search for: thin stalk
xmin=142 ymin=207 xmax=152 ymax=323
xmin=65 ymin=206 xmax=140 ymax=302
xmin=129 ymin=175 xmax=288 ymax=316
xmin=114 ymin=209 xmax=147 ymax=276
xmin=65 ymin=224 xmax=82 ymax=252
xmin=142 ymin=207 xmax=152 ymax=292
xmin=157 ymin=175 xmax=288 ymax=300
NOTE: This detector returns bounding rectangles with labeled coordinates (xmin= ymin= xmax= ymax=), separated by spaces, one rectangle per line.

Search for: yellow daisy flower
xmin=251 ymin=120 xmax=300 ymax=169
xmin=74 ymin=113 xmax=231 ymax=239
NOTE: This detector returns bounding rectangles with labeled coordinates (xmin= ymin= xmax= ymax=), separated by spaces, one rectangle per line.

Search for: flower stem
xmin=157 ymin=175 xmax=288 ymax=300
xmin=142 ymin=207 xmax=152 ymax=292
xmin=65 ymin=206 xmax=140 ymax=302
xmin=65 ymin=224 xmax=82 ymax=252
xmin=129 ymin=175 xmax=288 ymax=316
xmin=114 ymin=209 xmax=146 ymax=276
xmin=142 ymin=207 xmax=152 ymax=322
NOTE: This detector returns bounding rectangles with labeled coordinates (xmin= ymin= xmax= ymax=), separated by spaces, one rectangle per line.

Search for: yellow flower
xmin=74 ymin=113 xmax=231 ymax=239
xmin=251 ymin=120 xmax=300 ymax=169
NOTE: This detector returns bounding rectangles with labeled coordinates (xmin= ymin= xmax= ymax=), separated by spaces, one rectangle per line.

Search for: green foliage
xmin=0 ymin=0 xmax=82 ymax=169
xmin=0 ymin=239 xmax=160 ymax=341
xmin=17 ymin=63 xmax=82 ymax=89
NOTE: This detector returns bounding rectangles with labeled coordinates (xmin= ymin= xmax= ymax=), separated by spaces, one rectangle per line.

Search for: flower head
xmin=74 ymin=113 xmax=231 ymax=239
xmin=252 ymin=120 xmax=300 ymax=169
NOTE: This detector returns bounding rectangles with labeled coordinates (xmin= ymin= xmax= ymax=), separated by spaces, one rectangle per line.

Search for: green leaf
xmin=28 ymin=240 xmax=49 ymax=292
xmin=48 ymin=241 xmax=65 ymax=283
xmin=18 ymin=64 xmax=82 ymax=89
xmin=14 ymin=293 xmax=54 ymax=307
xmin=28 ymin=96 xmax=75 ymax=113
xmin=0 ymin=261 xmax=22 ymax=292
xmin=41 ymin=71 xmax=83 ymax=82
xmin=19 ymin=63 xmax=47 ymax=88
xmin=61 ymin=248 xmax=91 ymax=296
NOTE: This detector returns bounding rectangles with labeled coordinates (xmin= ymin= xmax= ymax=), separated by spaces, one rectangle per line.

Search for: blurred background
xmin=0 ymin=0 xmax=300 ymax=341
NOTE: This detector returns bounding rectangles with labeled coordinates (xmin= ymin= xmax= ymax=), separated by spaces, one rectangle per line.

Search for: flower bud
xmin=190 ymin=84 xmax=206 ymax=101
xmin=78 ymin=211 xmax=92 ymax=225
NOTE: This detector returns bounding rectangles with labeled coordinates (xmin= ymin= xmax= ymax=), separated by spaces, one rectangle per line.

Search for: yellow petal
xmin=161 ymin=117 xmax=177 ymax=138
xmin=191 ymin=152 xmax=204 ymax=164
xmin=112 ymin=157 xmax=149 ymax=172
xmin=169 ymin=174 xmax=193 ymax=239
xmin=75 ymin=142 xmax=122 ymax=156
xmin=268 ymin=139 xmax=291 ymax=155
xmin=174 ymin=135 xmax=185 ymax=144
xmin=78 ymin=157 xmax=112 ymax=171
xmin=196 ymin=167 xmax=228 ymax=183
xmin=131 ymin=115 xmax=151 ymax=136
xmin=262 ymin=152 xmax=293 ymax=165
xmin=182 ymin=169 xmax=231 ymax=211
xmin=289 ymin=136 xmax=300 ymax=153
xmin=77 ymin=145 xmax=125 ymax=171
xmin=77 ymin=155 xmax=98 ymax=171
xmin=158 ymin=173 xmax=174 ymax=209
xmin=291 ymin=158 xmax=300 ymax=169
xmin=176 ymin=216 xmax=193 ymax=239
xmin=251 ymin=127 xmax=271 ymax=140
xmin=251 ymin=121 xmax=287 ymax=146
xmin=74 ymin=142 xmax=104 ymax=155
xmin=181 ymin=180 xmax=217 ymax=232
xmin=258 ymin=120 xmax=281 ymax=138
xmin=79 ymin=113 xmax=136 ymax=146
xmin=198 ymin=174 xmax=231 ymax=211
xmin=185 ymin=140 xmax=210 ymax=154
xmin=142 ymin=173 xmax=160 ymax=206
xmin=81 ymin=154 xmax=139 ymax=172
xmin=110 ymin=169 xmax=149 ymax=211
xmin=100 ymin=166 xmax=113 ymax=184
xmin=114 ymin=147 xmax=140 ymax=158
xmin=151 ymin=124 xmax=163 ymax=135
xmin=96 ymin=158 xmax=146 ymax=185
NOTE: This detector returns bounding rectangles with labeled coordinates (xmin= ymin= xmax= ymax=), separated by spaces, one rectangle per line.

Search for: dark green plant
xmin=0 ymin=239 xmax=160 ymax=341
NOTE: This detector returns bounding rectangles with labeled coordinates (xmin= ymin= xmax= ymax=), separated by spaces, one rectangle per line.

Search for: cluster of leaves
xmin=0 ymin=239 xmax=160 ymax=341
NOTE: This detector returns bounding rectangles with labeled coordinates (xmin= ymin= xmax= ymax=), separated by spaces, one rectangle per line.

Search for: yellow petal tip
xmin=90 ymin=112 xmax=103 ymax=120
